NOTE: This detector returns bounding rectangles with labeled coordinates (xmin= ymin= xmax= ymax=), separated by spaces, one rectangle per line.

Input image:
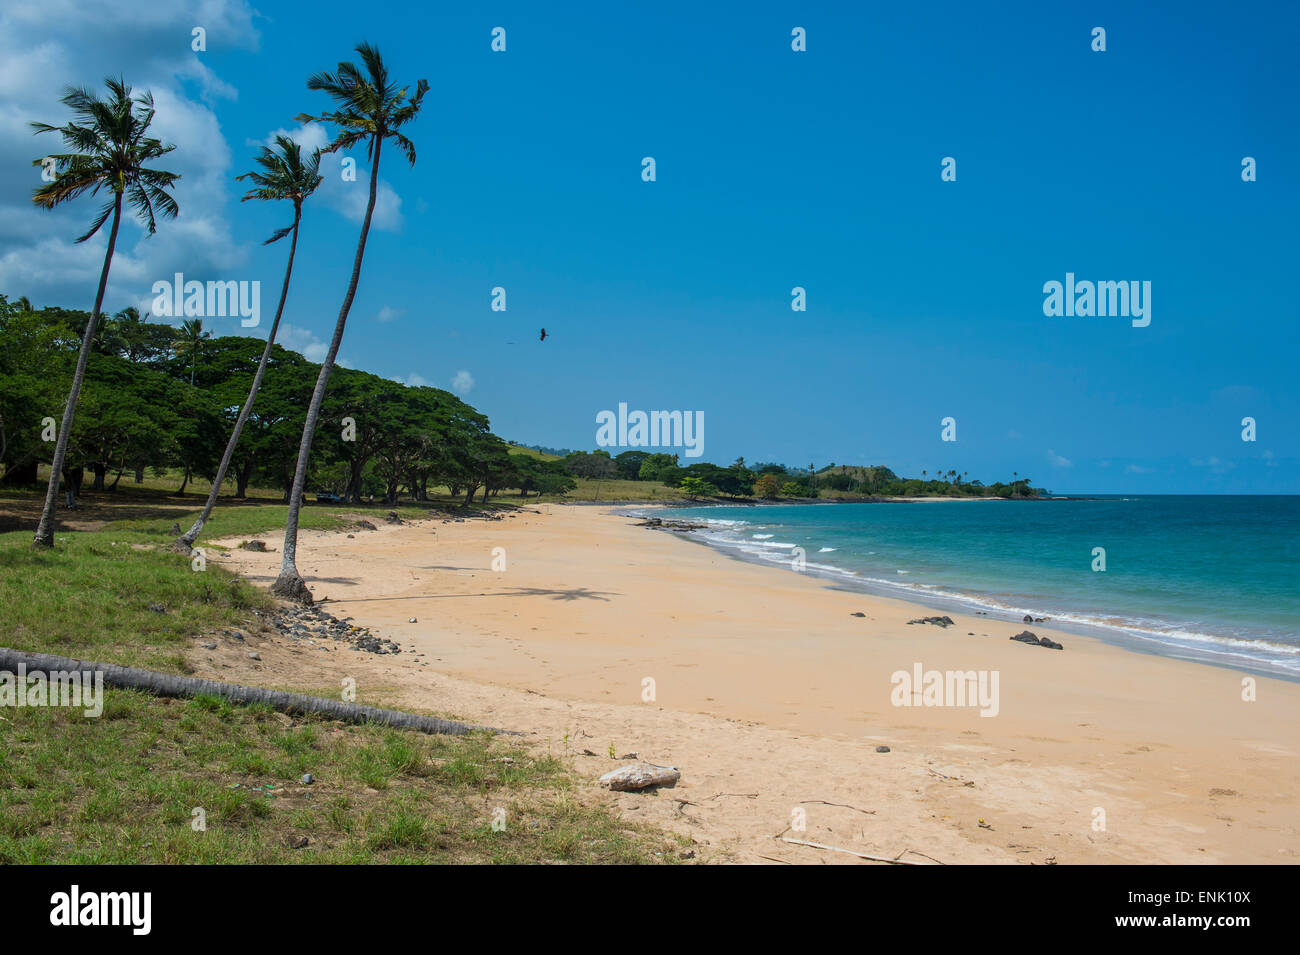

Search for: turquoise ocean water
xmin=649 ymin=496 xmax=1300 ymax=679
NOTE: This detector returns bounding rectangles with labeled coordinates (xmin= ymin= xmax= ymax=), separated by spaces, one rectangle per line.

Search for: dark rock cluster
xmin=268 ymin=605 xmax=403 ymax=655
xmin=1010 ymin=630 xmax=1063 ymax=650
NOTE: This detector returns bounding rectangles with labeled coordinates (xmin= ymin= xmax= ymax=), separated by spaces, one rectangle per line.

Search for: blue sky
xmin=2 ymin=0 xmax=1296 ymax=493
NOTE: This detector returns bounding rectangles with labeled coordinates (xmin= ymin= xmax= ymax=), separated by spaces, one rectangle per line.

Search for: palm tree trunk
xmin=33 ymin=194 xmax=122 ymax=548
xmin=177 ymin=206 xmax=303 ymax=552
xmin=0 ymin=646 xmax=506 ymax=736
xmin=272 ymin=138 xmax=383 ymax=602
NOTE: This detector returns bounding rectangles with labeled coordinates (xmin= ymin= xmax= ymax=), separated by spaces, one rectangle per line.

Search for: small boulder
xmin=907 ymin=615 xmax=955 ymax=628
xmin=1010 ymin=631 xmax=1041 ymax=645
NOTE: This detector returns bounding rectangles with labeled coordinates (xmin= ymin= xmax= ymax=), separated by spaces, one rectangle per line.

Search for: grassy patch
xmin=0 ymin=690 xmax=681 ymax=864
xmin=0 ymin=527 xmax=269 ymax=670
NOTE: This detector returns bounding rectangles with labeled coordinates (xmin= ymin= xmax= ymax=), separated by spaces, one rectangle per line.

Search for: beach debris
xmin=242 ymin=539 xmax=267 ymax=551
xmin=408 ymin=617 xmax=418 ymax=623
xmin=148 ymin=603 xmax=166 ymax=613
xmin=385 ymin=511 xmax=402 ymax=524
xmin=779 ymin=838 xmax=936 ymax=865
xmin=301 ymin=774 xmax=313 ymax=785
xmin=248 ymin=651 xmax=261 ymax=661
xmin=199 ymin=641 xmax=217 ymax=650
xmin=356 ymin=519 xmax=378 ymax=530
xmin=851 ymin=612 xmax=866 ymax=617
xmin=599 ymin=761 xmax=680 ymax=791
xmin=907 ymin=615 xmax=955 ymax=628
xmin=799 ymin=799 xmax=876 ymax=816
xmin=1010 ymin=630 xmax=1063 ymax=650
xmin=876 ymin=745 xmax=891 ymax=753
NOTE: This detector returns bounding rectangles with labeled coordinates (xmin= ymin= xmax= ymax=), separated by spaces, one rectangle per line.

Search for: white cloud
xmin=373 ymin=305 xmax=403 ymax=323
xmin=1191 ymin=456 xmax=1235 ymax=475
xmin=1124 ymin=464 xmax=1155 ymax=475
xmin=278 ymin=322 xmax=328 ymax=363
xmin=0 ymin=2 xmax=259 ymax=310
xmin=1046 ymin=449 xmax=1073 ymax=468
xmin=450 ymin=370 xmax=474 ymax=395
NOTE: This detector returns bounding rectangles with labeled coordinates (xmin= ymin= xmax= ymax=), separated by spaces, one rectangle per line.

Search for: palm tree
xmin=271 ymin=43 xmax=428 ymax=601
xmin=176 ymin=136 xmax=322 ymax=552
xmin=30 ymin=77 xmax=179 ymax=548
xmin=172 ymin=318 xmax=211 ymax=386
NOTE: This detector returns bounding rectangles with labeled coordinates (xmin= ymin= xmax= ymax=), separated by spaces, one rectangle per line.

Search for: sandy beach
xmin=202 ymin=504 xmax=1300 ymax=865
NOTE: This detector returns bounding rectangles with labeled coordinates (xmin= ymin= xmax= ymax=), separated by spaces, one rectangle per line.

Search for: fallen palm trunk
xmin=600 ymin=761 xmax=681 ymax=791
xmin=0 ymin=647 xmax=511 ymax=736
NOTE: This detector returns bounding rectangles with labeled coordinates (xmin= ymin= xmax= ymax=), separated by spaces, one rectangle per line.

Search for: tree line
xmin=551 ymin=449 xmax=1045 ymax=500
xmin=0 ymin=294 xmax=577 ymax=505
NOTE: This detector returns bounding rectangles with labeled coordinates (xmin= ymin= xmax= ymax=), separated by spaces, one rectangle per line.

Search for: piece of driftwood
xmin=599 ymin=761 xmax=680 ymax=791
xmin=780 ymin=837 xmax=935 ymax=865
xmin=0 ymin=647 xmax=513 ymax=736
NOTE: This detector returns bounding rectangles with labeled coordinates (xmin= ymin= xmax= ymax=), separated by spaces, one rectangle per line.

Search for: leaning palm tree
xmin=30 ymin=77 xmax=179 ymax=548
xmin=172 ymin=318 xmax=211 ymax=386
xmin=175 ymin=136 xmax=323 ymax=553
xmin=270 ymin=44 xmax=428 ymax=601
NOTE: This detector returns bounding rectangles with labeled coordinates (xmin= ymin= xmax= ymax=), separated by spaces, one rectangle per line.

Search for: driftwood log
xmin=600 ymin=761 xmax=680 ymax=791
xmin=0 ymin=647 xmax=511 ymax=736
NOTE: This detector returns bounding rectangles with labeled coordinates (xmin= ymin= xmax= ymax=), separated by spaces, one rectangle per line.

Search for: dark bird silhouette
xmin=539 ymin=328 xmax=548 ymax=342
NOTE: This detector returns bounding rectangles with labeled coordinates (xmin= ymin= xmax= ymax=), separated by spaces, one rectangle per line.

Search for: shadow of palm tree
xmin=502 ymin=586 xmax=617 ymax=602
xmin=324 ymin=586 xmax=619 ymax=604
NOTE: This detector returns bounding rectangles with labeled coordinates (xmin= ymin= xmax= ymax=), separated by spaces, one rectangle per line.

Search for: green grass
xmin=564 ymin=478 xmax=688 ymax=502
xmin=0 ymin=525 xmax=270 ymax=671
xmin=0 ymin=690 xmax=681 ymax=864
xmin=106 ymin=502 xmax=430 ymax=541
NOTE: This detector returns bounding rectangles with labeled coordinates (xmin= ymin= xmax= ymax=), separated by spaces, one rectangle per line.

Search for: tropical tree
xmin=271 ymin=43 xmax=428 ymax=601
xmin=176 ymin=136 xmax=322 ymax=551
xmin=30 ymin=77 xmax=179 ymax=547
xmin=172 ymin=318 xmax=211 ymax=386
xmin=679 ymin=476 xmax=718 ymax=499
